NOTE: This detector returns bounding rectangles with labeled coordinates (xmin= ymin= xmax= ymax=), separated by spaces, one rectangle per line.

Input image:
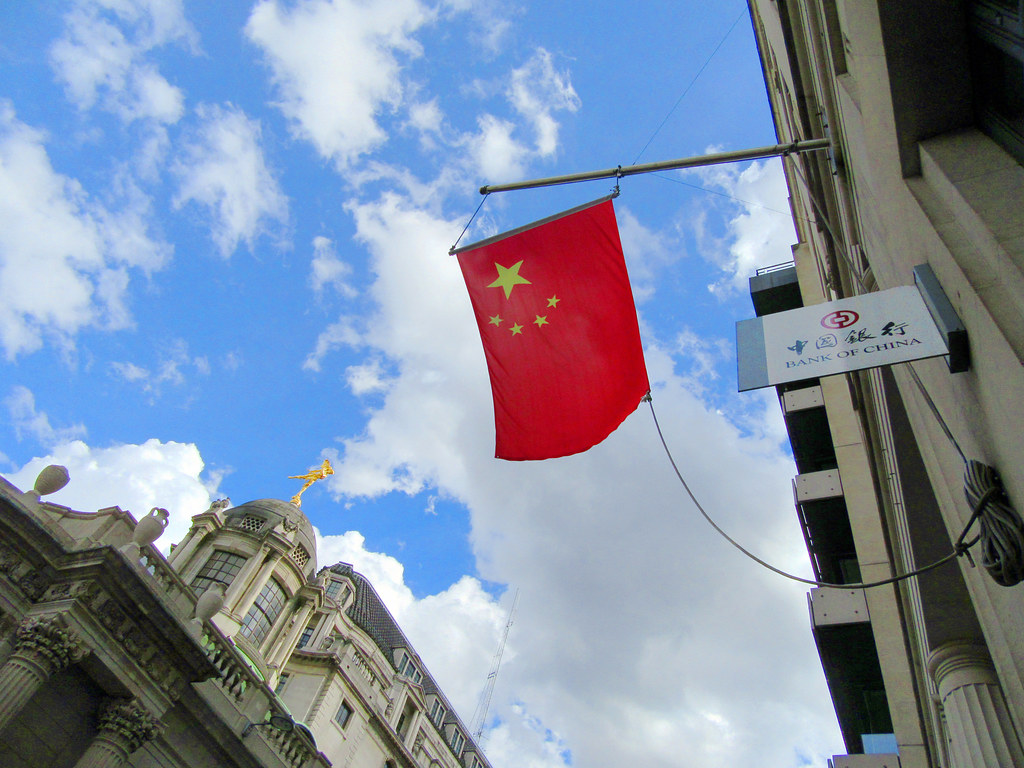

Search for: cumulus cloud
xmin=303 ymin=317 xmax=362 ymax=372
xmin=111 ymin=338 xmax=212 ymax=394
xmin=49 ymin=0 xmax=196 ymax=124
xmin=306 ymin=187 xmax=837 ymax=768
xmin=5 ymin=386 xmax=87 ymax=447
xmin=3 ymin=438 xmax=216 ymax=553
xmin=506 ymin=49 xmax=579 ymax=157
xmin=686 ymin=158 xmax=797 ymax=296
xmin=0 ymin=103 xmax=171 ymax=358
xmin=246 ymin=0 xmax=432 ymax=168
xmin=173 ymin=103 xmax=289 ymax=256
xmin=310 ymin=236 xmax=357 ymax=297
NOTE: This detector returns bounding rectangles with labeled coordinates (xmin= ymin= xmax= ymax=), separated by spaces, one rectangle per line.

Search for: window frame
xmin=190 ymin=549 xmax=247 ymax=594
xmin=334 ymin=700 xmax=354 ymax=730
xmin=240 ymin=577 xmax=288 ymax=645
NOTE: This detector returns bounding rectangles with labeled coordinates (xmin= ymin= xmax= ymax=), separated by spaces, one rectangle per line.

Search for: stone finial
xmin=33 ymin=465 xmax=70 ymax=497
xmin=193 ymin=583 xmax=225 ymax=627
xmin=120 ymin=507 xmax=169 ymax=561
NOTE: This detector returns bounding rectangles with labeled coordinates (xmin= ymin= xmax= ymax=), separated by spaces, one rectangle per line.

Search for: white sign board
xmin=737 ymin=286 xmax=949 ymax=391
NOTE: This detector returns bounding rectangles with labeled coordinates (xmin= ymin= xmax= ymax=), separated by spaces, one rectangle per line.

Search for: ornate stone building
xmin=745 ymin=1 xmax=1024 ymax=767
xmin=0 ymin=467 xmax=492 ymax=768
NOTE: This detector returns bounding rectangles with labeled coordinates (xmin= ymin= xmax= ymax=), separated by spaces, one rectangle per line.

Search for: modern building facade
xmin=0 ymin=467 xmax=491 ymax=768
xmin=744 ymin=2 xmax=1024 ymax=767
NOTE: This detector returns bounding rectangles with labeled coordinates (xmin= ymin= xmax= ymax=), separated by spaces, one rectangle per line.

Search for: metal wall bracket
xmin=913 ymin=264 xmax=969 ymax=373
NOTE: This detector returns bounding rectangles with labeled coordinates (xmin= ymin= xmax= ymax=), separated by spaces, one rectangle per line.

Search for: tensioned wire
xmin=645 ymin=395 xmax=1007 ymax=589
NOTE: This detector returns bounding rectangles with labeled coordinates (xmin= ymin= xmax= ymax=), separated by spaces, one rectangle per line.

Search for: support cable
xmin=647 ymin=395 xmax=1020 ymax=588
xmin=449 ymin=193 xmax=490 ymax=254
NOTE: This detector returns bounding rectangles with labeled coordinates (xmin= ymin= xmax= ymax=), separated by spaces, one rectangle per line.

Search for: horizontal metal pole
xmin=478 ymin=138 xmax=831 ymax=195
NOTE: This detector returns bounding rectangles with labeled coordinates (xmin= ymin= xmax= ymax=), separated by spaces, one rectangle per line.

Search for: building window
xmin=240 ymin=578 xmax=287 ymax=645
xmin=325 ymin=579 xmax=350 ymax=603
xmin=297 ymin=623 xmax=315 ymax=649
xmin=335 ymin=700 xmax=353 ymax=729
xmin=274 ymin=673 xmax=290 ymax=695
xmin=191 ymin=550 xmax=246 ymax=594
xmin=450 ymin=729 xmax=465 ymax=755
xmin=396 ymin=653 xmax=423 ymax=684
xmin=430 ymin=699 xmax=446 ymax=727
xmin=971 ymin=0 xmax=1024 ymax=164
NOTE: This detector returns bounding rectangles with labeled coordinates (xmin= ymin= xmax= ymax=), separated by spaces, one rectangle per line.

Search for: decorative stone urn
xmin=120 ymin=507 xmax=169 ymax=562
xmin=21 ymin=464 xmax=70 ymax=506
xmin=34 ymin=465 xmax=70 ymax=496
xmin=191 ymin=583 xmax=226 ymax=639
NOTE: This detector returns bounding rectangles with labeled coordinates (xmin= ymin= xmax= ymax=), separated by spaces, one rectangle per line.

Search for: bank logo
xmin=821 ymin=309 xmax=859 ymax=329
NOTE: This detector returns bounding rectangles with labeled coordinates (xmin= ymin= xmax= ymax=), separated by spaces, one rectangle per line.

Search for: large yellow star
xmin=488 ymin=261 xmax=531 ymax=299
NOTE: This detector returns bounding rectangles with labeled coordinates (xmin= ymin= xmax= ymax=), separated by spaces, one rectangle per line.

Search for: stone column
xmin=74 ymin=698 xmax=159 ymax=768
xmin=223 ymin=544 xmax=271 ymax=610
xmin=265 ymin=599 xmax=315 ymax=673
xmin=928 ymin=642 xmax=1024 ymax=768
xmin=0 ymin=616 xmax=84 ymax=733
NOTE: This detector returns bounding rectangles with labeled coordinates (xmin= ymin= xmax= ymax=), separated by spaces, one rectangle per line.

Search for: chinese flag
xmin=455 ymin=196 xmax=649 ymax=460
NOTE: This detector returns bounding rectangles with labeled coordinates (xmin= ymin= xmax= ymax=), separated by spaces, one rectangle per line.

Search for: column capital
xmin=97 ymin=699 xmax=160 ymax=754
xmin=927 ymin=642 xmax=996 ymax=699
xmin=13 ymin=615 xmax=86 ymax=672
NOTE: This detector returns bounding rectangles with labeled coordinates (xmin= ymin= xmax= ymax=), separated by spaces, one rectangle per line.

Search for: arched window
xmin=191 ymin=550 xmax=246 ymax=594
xmin=240 ymin=577 xmax=287 ymax=645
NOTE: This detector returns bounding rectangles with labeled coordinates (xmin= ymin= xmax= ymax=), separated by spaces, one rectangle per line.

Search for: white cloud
xmin=307 ymin=189 xmax=839 ymax=768
xmin=0 ymin=103 xmax=171 ymax=359
xmin=616 ymin=205 xmax=679 ymax=304
xmin=246 ymin=0 xmax=433 ymax=168
xmin=5 ymin=386 xmax=87 ymax=447
xmin=686 ymin=158 xmax=797 ymax=296
xmin=506 ymin=49 xmax=579 ymax=157
xmin=467 ymin=114 xmax=528 ymax=182
xmin=49 ymin=0 xmax=195 ymax=124
xmin=303 ymin=317 xmax=362 ymax=372
xmin=310 ymin=236 xmax=357 ymax=297
xmin=345 ymin=359 xmax=390 ymax=395
xmin=3 ymin=438 xmax=215 ymax=554
xmin=112 ymin=338 xmax=214 ymax=393
xmin=173 ymin=103 xmax=289 ymax=257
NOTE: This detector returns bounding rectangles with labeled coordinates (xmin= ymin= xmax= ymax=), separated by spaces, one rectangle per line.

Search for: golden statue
xmin=289 ymin=459 xmax=334 ymax=507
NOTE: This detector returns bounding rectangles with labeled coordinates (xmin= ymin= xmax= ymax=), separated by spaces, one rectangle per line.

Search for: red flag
xmin=455 ymin=196 xmax=649 ymax=460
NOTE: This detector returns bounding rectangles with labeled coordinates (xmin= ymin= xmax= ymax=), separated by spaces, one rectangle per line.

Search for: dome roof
xmin=224 ymin=499 xmax=317 ymax=576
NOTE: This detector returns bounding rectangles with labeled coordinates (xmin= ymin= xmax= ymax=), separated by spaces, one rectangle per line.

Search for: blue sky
xmin=1 ymin=2 xmax=843 ymax=766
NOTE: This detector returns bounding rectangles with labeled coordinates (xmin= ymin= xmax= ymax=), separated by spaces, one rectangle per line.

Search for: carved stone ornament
xmin=97 ymin=699 xmax=161 ymax=753
xmin=33 ymin=465 xmax=70 ymax=497
xmin=14 ymin=616 xmax=85 ymax=670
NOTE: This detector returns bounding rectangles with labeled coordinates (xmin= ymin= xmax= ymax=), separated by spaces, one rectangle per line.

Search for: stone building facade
xmin=744 ymin=1 xmax=1024 ymax=767
xmin=0 ymin=468 xmax=492 ymax=768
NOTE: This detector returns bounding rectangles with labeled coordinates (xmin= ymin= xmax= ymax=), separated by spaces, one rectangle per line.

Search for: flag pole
xmin=478 ymin=138 xmax=831 ymax=195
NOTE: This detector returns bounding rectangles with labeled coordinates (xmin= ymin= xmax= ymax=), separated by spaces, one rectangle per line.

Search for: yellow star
xmin=534 ymin=315 xmax=548 ymax=328
xmin=510 ymin=323 xmax=524 ymax=336
xmin=489 ymin=314 xmax=503 ymax=326
xmin=488 ymin=261 xmax=532 ymax=299
xmin=547 ymin=295 xmax=560 ymax=308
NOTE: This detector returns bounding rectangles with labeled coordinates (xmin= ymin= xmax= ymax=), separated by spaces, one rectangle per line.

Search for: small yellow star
xmin=547 ymin=295 xmax=560 ymax=308
xmin=489 ymin=314 xmax=503 ymax=326
xmin=510 ymin=323 xmax=524 ymax=336
xmin=488 ymin=261 xmax=532 ymax=299
xmin=534 ymin=315 xmax=548 ymax=328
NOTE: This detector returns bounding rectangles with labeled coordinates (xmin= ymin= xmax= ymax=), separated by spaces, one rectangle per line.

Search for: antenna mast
xmin=470 ymin=589 xmax=520 ymax=743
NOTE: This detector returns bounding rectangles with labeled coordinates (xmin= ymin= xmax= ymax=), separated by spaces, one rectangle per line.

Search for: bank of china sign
xmin=736 ymin=286 xmax=950 ymax=391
